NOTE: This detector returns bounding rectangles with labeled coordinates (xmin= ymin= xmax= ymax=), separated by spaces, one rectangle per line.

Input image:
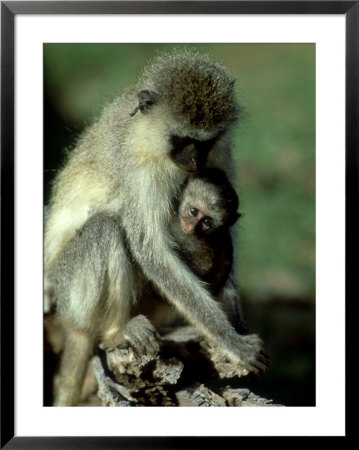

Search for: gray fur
xmin=46 ymin=51 xmax=268 ymax=406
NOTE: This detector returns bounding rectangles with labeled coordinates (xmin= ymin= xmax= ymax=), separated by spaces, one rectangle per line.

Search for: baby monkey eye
xmin=202 ymin=217 xmax=213 ymax=230
xmin=189 ymin=207 xmax=199 ymax=217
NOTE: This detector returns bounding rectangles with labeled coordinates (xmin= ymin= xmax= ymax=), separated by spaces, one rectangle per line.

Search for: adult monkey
xmin=45 ymin=51 xmax=268 ymax=406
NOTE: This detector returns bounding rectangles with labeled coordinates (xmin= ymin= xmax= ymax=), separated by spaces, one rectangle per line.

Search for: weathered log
xmin=93 ymin=326 xmax=283 ymax=407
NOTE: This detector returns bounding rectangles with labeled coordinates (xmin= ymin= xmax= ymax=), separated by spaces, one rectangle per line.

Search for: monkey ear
xmin=227 ymin=211 xmax=242 ymax=226
xmin=130 ymin=89 xmax=160 ymax=116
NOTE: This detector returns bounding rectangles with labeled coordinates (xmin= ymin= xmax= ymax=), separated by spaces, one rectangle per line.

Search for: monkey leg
xmin=52 ymin=213 xmax=134 ymax=405
xmin=217 ymin=272 xmax=249 ymax=335
xmin=53 ymin=327 xmax=94 ymax=406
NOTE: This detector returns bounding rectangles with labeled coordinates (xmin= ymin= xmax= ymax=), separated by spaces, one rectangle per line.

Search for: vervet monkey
xmin=45 ymin=51 xmax=268 ymax=406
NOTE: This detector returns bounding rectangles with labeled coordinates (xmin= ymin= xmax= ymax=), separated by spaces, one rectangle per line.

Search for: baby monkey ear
xmin=130 ymin=89 xmax=160 ymax=116
xmin=227 ymin=211 xmax=242 ymax=227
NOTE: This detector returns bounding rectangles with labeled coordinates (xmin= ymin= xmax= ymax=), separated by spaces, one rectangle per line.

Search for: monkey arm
xmin=123 ymin=219 xmax=267 ymax=374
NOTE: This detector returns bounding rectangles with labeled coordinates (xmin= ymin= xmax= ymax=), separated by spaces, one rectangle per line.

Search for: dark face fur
xmin=169 ymin=134 xmax=219 ymax=173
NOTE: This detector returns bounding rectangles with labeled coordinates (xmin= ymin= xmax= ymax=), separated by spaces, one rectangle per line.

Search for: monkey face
xmin=178 ymin=169 xmax=241 ymax=236
xmin=180 ymin=202 xmax=216 ymax=235
xmin=169 ymin=135 xmax=218 ymax=173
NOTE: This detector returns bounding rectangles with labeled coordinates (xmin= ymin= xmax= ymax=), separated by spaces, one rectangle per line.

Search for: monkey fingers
xmin=238 ymin=358 xmax=265 ymax=376
xmin=237 ymin=334 xmax=270 ymax=374
xmin=122 ymin=315 xmax=160 ymax=356
xmin=249 ymin=354 xmax=270 ymax=374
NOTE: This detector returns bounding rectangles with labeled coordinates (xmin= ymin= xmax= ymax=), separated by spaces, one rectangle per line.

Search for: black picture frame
xmin=1 ymin=1 xmax=356 ymax=447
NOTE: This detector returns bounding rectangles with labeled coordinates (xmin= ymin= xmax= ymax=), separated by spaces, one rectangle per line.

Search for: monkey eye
xmin=189 ymin=207 xmax=199 ymax=217
xmin=202 ymin=217 xmax=214 ymax=230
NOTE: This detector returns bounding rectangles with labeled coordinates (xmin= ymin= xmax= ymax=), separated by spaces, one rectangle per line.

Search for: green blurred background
xmin=44 ymin=44 xmax=315 ymax=406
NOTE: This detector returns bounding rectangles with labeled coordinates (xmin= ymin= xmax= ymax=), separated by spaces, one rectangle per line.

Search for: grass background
xmin=44 ymin=44 xmax=315 ymax=406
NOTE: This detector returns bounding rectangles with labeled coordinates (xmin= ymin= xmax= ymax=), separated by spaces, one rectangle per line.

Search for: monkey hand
xmin=121 ymin=315 xmax=161 ymax=357
xmin=229 ymin=333 xmax=269 ymax=375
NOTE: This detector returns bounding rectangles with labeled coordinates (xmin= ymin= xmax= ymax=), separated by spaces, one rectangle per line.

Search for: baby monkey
xmin=173 ymin=168 xmax=241 ymax=296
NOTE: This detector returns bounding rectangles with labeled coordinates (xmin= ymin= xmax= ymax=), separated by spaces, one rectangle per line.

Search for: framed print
xmin=1 ymin=1 xmax=356 ymax=447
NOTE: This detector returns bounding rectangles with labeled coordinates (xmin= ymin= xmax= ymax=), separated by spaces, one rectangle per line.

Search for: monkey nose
xmin=189 ymin=158 xmax=198 ymax=171
xmin=183 ymin=144 xmax=199 ymax=172
xmin=180 ymin=218 xmax=194 ymax=234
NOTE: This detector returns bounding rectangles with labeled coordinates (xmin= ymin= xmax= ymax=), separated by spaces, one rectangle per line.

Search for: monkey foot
xmin=121 ymin=314 xmax=160 ymax=357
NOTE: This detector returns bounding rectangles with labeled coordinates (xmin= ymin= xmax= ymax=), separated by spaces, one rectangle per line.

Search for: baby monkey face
xmin=180 ymin=202 xmax=217 ymax=235
xmin=178 ymin=168 xmax=240 ymax=236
